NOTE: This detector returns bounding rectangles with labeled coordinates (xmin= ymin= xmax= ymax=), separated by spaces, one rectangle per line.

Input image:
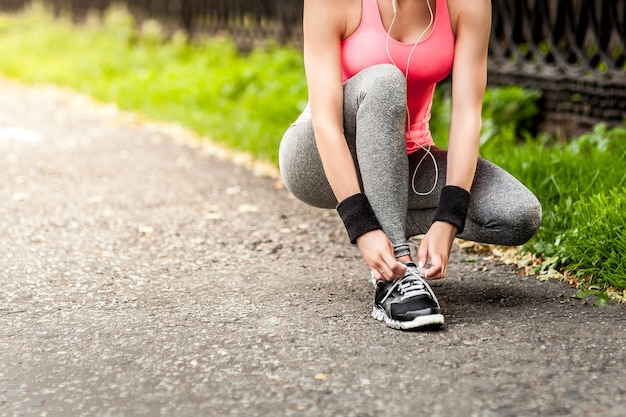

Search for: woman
xmin=279 ymin=0 xmax=542 ymax=330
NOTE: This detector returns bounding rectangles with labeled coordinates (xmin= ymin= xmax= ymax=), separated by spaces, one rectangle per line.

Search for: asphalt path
xmin=1 ymin=78 xmax=625 ymax=417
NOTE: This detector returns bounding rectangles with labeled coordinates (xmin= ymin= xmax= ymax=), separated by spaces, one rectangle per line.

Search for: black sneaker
xmin=372 ymin=262 xmax=444 ymax=330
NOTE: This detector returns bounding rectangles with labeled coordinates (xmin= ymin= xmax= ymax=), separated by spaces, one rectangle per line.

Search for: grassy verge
xmin=1 ymin=4 xmax=624 ymax=302
xmin=0 ymin=3 xmax=308 ymax=164
xmin=483 ymin=125 xmax=626 ymax=304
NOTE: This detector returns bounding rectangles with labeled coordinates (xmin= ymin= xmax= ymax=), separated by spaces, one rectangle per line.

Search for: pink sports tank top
xmin=342 ymin=0 xmax=454 ymax=152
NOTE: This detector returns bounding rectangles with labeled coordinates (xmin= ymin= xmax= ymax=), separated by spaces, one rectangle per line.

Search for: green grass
xmin=0 ymin=3 xmax=308 ymax=164
xmin=560 ymin=187 xmax=626 ymax=298
xmin=1 ymin=4 xmax=625 ymax=301
xmin=491 ymin=125 xmax=626 ymax=301
xmin=482 ymin=124 xmax=626 ymax=259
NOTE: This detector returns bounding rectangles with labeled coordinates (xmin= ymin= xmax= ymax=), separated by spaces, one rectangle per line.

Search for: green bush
xmin=429 ymin=83 xmax=541 ymax=149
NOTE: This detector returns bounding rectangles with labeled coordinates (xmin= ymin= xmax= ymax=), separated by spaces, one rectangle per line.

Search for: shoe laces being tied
xmin=397 ymin=271 xmax=430 ymax=300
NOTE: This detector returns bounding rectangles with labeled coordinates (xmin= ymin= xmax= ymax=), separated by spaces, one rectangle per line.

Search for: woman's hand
xmin=356 ymin=230 xmax=407 ymax=281
xmin=416 ymin=221 xmax=457 ymax=280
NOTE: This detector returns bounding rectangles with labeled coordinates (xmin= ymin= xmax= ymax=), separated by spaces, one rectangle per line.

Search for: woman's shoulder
xmin=446 ymin=0 xmax=491 ymax=35
xmin=304 ymin=0 xmax=363 ymax=39
xmin=447 ymin=0 xmax=491 ymax=18
xmin=305 ymin=0 xmax=360 ymax=15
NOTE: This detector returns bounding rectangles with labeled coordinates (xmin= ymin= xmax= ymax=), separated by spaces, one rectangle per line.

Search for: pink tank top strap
xmin=360 ymin=0 xmax=381 ymax=26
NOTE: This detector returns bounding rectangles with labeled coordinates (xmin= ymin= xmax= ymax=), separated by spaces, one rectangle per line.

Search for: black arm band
xmin=336 ymin=193 xmax=382 ymax=244
xmin=432 ymin=185 xmax=471 ymax=234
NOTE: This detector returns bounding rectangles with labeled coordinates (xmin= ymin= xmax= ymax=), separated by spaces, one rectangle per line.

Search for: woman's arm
xmin=417 ymin=0 xmax=492 ymax=279
xmin=303 ymin=0 xmax=406 ymax=280
xmin=446 ymin=0 xmax=491 ymax=191
xmin=303 ymin=0 xmax=360 ymax=201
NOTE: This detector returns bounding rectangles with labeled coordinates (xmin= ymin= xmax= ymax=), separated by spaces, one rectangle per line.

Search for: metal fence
xmin=1 ymin=0 xmax=624 ymax=132
xmin=489 ymin=0 xmax=625 ymax=132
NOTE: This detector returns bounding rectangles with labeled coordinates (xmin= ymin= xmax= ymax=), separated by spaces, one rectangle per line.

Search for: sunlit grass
xmin=0 ymin=3 xmax=308 ymax=164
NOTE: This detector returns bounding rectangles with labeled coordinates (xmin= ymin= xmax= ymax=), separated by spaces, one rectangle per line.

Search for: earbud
xmin=392 ymin=0 xmax=397 ymax=14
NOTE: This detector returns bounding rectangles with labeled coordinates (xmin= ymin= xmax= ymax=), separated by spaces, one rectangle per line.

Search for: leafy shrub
xmin=429 ymin=83 xmax=541 ymax=149
xmin=479 ymin=86 xmax=541 ymax=148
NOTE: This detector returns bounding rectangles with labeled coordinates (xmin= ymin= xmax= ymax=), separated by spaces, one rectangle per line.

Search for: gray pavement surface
xmin=0 ymin=78 xmax=625 ymax=417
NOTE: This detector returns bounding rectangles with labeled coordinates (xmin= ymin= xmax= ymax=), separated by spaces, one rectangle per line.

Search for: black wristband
xmin=432 ymin=185 xmax=471 ymax=234
xmin=336 ymin=193 xmax=382 ymax=244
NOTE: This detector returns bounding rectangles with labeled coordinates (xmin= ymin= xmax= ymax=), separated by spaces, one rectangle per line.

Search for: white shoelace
xmin=397 ymin=275 xmax=429 ymax=300
xmin=378 ymin=271 xmax=429 ymax=305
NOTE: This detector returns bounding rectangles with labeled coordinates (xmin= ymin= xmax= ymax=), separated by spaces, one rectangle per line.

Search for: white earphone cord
xmin=386 ymin=0 xmax=439 ymax=197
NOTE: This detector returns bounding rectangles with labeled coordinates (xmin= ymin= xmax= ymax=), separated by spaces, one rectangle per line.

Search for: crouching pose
xmin=279 ymin=0 xmax=542 ymax=330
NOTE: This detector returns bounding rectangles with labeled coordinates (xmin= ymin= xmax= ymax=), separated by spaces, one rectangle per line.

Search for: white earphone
xmin=386 ymin=0 xmax=439 ymax=197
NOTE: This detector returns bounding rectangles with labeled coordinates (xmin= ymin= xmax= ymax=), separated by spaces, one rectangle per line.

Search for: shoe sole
xmin=372 ymin=305 xmax=444 ymax=330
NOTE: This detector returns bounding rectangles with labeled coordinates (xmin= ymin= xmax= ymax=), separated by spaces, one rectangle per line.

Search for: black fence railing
xmin=489 ymin=0 xmax=625 ymax=132
xmin=1 ymin=0 xmax=624 ymax=132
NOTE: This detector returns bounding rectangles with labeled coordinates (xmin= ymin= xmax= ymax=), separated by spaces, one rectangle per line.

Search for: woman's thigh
xmin=406 ymin=147 xmax=542 ymax=245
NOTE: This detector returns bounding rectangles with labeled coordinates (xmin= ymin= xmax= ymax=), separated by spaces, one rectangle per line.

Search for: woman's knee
xmin=363 ymin=63 xmax=406 ymax=86
xmin=470 ymin=159 xmax=543 ymax=245
xmin=348 ymin=64 xmax=407 ymax=113
xmin=515 ymin=200 xmax=542 ymax=245
xmin=492 ymin=195 xmax=542 ymax=246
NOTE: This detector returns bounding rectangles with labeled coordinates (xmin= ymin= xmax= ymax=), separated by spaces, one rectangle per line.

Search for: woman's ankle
xmin=396 ymin=255 xmax=412 ymax=264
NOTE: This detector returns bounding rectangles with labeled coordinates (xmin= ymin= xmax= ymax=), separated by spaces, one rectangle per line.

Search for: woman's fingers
xmin=375 ymin=258 xmax=406 ymax=281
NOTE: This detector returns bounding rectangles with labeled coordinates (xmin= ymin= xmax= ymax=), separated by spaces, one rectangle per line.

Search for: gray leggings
xmin=279 ymin=64 xmax=542 ymax=257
